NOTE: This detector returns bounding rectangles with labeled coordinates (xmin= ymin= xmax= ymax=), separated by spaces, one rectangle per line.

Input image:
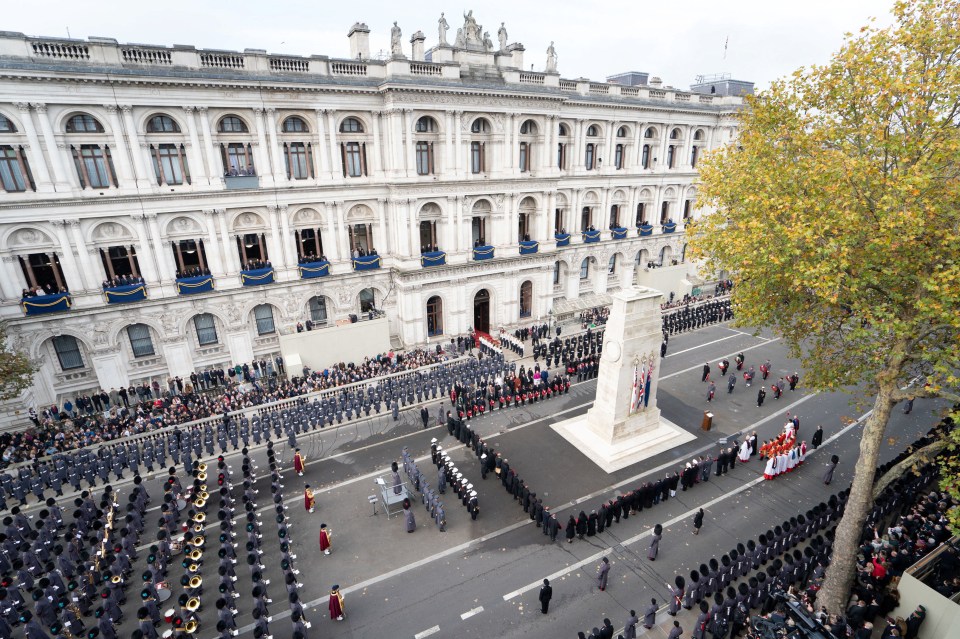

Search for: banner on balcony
xmin=519 ymin=240 xmax=539 ymax=255
xmin=104 ymin=284 xmax=147 ymax=304
xmin=176 ymin=275 xmax=215 ymax=295
xmin=298 ymin=261 xmax=330 ymax=279
xmin=611 ymin=227 xmax=628 ymax=240
xmin=240 ymin=267 xmax=275 ymax=287
xmin=420 ymin=251 xmax=446 ymax=268
xmin=583 ymin=230 xmax=601 ymax=243
xmin=21 ymin=292 xmax=71 ymax=316
xmin=352 ymin=255 xmax=382 ymax=271
xmin=554 ymin=233 xmax=571 ymax=247
xmin=472 ymin=246 xmax=494 ymax=261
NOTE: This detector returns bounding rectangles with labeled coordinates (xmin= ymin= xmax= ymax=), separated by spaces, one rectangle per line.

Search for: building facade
xmin=0 ymin=18 xmax=742 ymax=419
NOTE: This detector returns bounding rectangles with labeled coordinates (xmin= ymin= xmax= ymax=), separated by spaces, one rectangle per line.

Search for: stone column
xmin=31 ymin=103 xmax=72 ymax=190
xmin=453 ymin=111 xmax=464 ymax=177
xmin=603 ymin=120 xmax=617 ymax=173
xmin=251 ymin=108 xmax=273 ymax=185
xmin=196 ymin=107 xmax=218 ymax=178
xmin=101 ymin=105 xmax=135 ymax=188
xmin=120 ymin=105 xmax=153 ymax=188
xmin=265 ymin=205 xmax=285 ymax=270
xmin=572 ymin=118 xmax=585 ymax=171
xmin=566 ymin=265 xmax=580 ymax=300
xmin=445 ymin=196 xmax=458 ymax=252
xmin=0 ymin=256 xmax=25 ymax=299
xmin=375 ymin=199 xmax=388 ymax=255
xmin=129 ymin=215 xmax=159 ymax=285
xmin=401 ymin=109 xmax=413 ymax=177
xmin=538 ymin=191 xmax=551 ymax=241
xmin=216 ymin=208 xmax=237 ymax=274
xmin=503 ymin=112 xmax=514 ymax=172
xmin=323 ymin=203 xmax=341 ymax=262
xmin=314 ymin=109 xmax=332 ymax=180
xmin=542 ymin=115 xmax=554 ymax=172
xmin=13 ymin=103 xmax=53 ymax=193
xmin=278 ymin=205 xmax=297 ymax=271
xmin=180 ymin=107 xmax=208 ymax=185
xmin=334 ymin=201 xmax=349 ymax=261
xmin=264 ymin=108 xmax=284 ymax=183
xmin=201 ymin=209 xmax=225 ymax=275
xmin=369 ymin=111 xmax=384 ymax=176
xmin=408 ymin=199 xmax=419 ymax=256
xmin=65 ymin=220 xmax=97 ymax=291
xmin=457 ymin=196 xmax=469 ymax=253
xmin=51 ymin=220 xmax=84 ymax=292
xmin=143 ymin=213 xmax=175 ymax=281
xmin=444 ymin=111 xmax=454 ymax=176
xmin=325 ymin=110 xmax=339 ymax=180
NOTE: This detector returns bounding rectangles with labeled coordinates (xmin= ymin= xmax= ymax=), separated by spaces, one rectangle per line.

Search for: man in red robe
xmin=319 ymin=523 xmax=332 ymax=555
xmin=293 ymin=449 xmax=306 ymax=476
xmin=328 ymin=585 xmax=344 ymax=621
xmin=304 ymin=485 xmax=315 ymax=513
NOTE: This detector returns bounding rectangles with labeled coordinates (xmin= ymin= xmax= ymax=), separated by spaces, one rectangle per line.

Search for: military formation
xmin=662 ymin=299 xmax=733 ymax=335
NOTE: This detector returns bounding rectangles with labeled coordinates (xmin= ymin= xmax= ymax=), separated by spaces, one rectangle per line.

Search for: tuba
xmin=187 ymin=549 xmax=202 ymax=561
xmin=184 ymin=620 xmax=199 ymax=634
xmin=188 ymin=576 xmax=202 ymax=590
xmin=186 ymin=595 xmax=201 ymax=611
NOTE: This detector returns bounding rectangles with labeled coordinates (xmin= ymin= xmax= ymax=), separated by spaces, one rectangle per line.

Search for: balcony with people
xmin=236 ymin=233 xmax=274 ymax=286
xmin=172 ymin=238 xmax=214 ymax=295
xmin=418 ymin=220 xmax=445 ymax=268
xmin=349 ymin=222 xmax=380 ymax=271
xmin=295 ymin=227 xmax=330 ymax=279
xmin=18 ymin=252 xmax=71 ymax=315
xmin=99 ymin=245 xmax=147 ymax=304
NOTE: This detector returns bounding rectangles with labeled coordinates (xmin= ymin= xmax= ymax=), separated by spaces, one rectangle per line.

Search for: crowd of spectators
xmin=0 ymin=348 xmax=453 ymax=469
xmin=174 ymin=266 xmax=211 ymax=279
xmin=241 ymin=258 xmax=271 ymax=271
xmin=579 ymin=306 xmax=610 ymax=328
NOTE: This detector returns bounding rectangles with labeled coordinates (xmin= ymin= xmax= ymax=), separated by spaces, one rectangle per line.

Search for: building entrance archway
xmin=473 ymin=289 xmax=490 ymax=334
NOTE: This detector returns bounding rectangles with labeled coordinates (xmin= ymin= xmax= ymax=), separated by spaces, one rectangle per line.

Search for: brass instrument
xmin=192 ymin=512 xmax=206 ymax=524
xmin=193 ymin=524 xmax=204 ymax=534
xmin=194 ymin=496 xmax=206 ymax=509
xmin=187 ymin=549 xmax=202 ymax=561
xmin=189 ymin=535 xmax=205 ymax=548
xmin=188 ymin=563 xmax=200 ymax=574
xmin=197 ymin=463 xmax=207 ymax=473
xmin=110 ymin=575 xmax=122 ymax=585
xmin=184 ymin=620 xmax=198 ymax=633
xmin=197 ymin=471 xmax=207 ymax=482
xmin=186 ymin=596 xmax=201 ymax=611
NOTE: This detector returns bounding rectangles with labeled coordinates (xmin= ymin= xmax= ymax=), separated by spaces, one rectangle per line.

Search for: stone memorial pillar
xmin=552 ymin=286 xmax=695 ymax=472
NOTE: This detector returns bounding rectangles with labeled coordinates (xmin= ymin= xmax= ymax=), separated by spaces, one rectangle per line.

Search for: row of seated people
xmin=174 ymin=268 xmax=211 ymax=279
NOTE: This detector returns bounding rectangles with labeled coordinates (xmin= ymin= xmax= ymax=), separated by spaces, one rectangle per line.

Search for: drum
xmin=164 ymin=608 xmax=175 ymax=623
xmin=170 ymin=541 xmax=183 ymax=556
xmin=156 ymin=586 xmax=171 ymax=603
xmin=176 ymin=498 xmax=187 ymax=511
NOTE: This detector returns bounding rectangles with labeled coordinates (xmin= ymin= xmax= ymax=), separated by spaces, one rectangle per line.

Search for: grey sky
xmin=7 ymin=0 xmax=893 ymax=90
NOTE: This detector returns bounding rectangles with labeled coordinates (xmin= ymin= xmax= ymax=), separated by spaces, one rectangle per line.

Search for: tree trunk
xmin=815 ymin=380 xmax=896 ymax=612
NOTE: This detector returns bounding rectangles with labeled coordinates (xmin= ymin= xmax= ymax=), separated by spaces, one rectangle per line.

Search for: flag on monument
xmin=643 ymin=364 xmax=653 ymax=408
xmin=630 ymin=365 xmax=642 ymax=413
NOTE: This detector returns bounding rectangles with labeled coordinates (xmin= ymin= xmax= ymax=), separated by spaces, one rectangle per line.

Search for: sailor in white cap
xmin=468 ymin=490 xmax=479 ymax=520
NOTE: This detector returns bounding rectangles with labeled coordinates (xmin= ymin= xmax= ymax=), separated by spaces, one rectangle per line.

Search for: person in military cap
xmin=328 ymin=584 xmax=345 ymax=621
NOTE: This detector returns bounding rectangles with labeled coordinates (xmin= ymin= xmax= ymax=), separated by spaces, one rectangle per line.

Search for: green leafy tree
xmin=689 ymin=0 xmax=960 ymax=612
xmin=0 ymin=321 xmax=35 ymax=402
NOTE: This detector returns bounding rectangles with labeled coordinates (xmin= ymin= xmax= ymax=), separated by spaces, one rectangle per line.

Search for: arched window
xmin=282 ymin=116 xmax=308 ymax=133
xmin=670 ymin=128 xmax=682 ymax=140
xmin=53 ymin=335 xmax=84 ymax=370
xmin=193 ymin=313 xmax=218 ymax=345
xmin=641 ymin=144 xmax=651 ymax=169
xmin=218 ymin=116 xmax=248 ymax=133
xmin=553 ymin=260 xmax=562 ymax=285
xmin=65 ymin=114 xmax=103 ymax=133
xmin=470 ymin=118 xmax=490 ymax=134
xmin=0 ymin=145 xmax=33 ymax=192
xmin=558 ymin=123 xmax=569 ymax=136
xmin=580 ymin=258 xmax=591 ymax=279
xmin=520 ymin=120 xmax=537 ymax=134
xmin=308 ymin=296 xmax=328 ymax=324
xmin=253 ymin=304 xmax=276 ymax=335
xmin=644 ymin=127 xmax=657 ymax=139
xmin=426 ymin=296 xmax=443 ymax=336
xmin=586 ymin=125 xmax=599 ymax=137
xmin=340 ymin=117 xmax=364 ymax=133
xmin=608 ymin=255 xmax=617 ymax=274
xmin=359 ymin=288 xmax=376 ymax=313
xmin=415 ymin=116 xmax=437 ymax=133
xmin=0 ymin=115 xmax=15 ymax=132
xmin=127 ymin=324 xmax=155 ymax=358
xmin=693 ymin=129 xmax=704 ymax=141
xmin=617 ymin=126 xmax=628 ymax=138
xmin=519 ymin=281 xmax=532 ymax=318
xmin=147 ymin=115 xmax=180 ymax=133
xmin=585 ymin=143 xmax=595 ymax=170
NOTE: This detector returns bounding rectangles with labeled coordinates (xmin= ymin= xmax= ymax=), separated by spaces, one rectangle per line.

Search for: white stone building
xmin=0 ymin=17 xmax=742 ymax=419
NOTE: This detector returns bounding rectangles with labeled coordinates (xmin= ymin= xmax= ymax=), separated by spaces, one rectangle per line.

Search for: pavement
xmin=9 ymin=321 xmax=945 ymax=639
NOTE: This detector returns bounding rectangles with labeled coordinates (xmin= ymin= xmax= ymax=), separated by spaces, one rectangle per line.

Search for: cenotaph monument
xmin=552 ymin=286 xmax=695 ymax=472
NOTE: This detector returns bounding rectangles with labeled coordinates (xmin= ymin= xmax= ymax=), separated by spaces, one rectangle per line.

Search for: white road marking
xmin=414 ymin=625 xmax=441 ymax=638
xmin=501 ymin=407 xmax=869 ymax=601
xmin=461 ymin=606 xmax=484 ymax=619
xmin=666 ymin=333 xmax=743 ymax=357
xmin=661 ymin=338 xmax=782 ymax=380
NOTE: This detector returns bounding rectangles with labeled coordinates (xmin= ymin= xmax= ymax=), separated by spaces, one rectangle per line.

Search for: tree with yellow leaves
xmin=689 ymin=0 xmax=960 ymax=612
